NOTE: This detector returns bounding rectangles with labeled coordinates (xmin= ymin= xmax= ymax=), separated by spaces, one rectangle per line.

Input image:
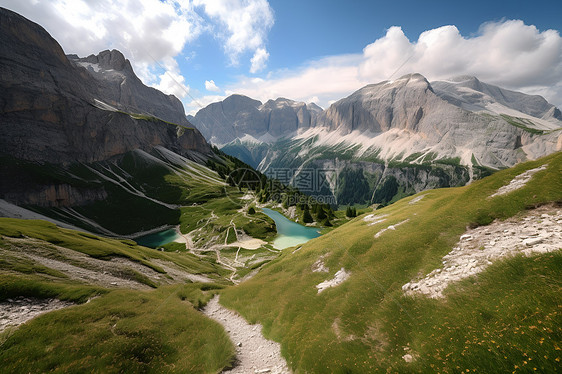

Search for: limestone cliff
xmin=0 ymin=7 xmax=210 ymax=166
xmin=0 ymin=7 xmax=212 ymax=222
xmin=189 ymin=95 xmax=322 ymax=144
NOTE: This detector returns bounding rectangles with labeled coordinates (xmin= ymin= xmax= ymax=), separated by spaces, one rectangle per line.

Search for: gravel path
xmin=203 ymin=296 xmax=290 ymax=374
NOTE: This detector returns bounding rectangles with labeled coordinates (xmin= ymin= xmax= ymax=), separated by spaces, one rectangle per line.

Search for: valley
xmin=1 ymin=6 xmax=561 ymax=374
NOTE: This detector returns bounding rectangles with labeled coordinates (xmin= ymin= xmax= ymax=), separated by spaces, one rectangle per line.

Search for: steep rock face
xmin=191 ymin=95 xmax=265 ymax=144
xmin=2 ymin=183 xmax=108 ymax=208
xmin=67 ymin=50 xmax=192 ymax=128
xmin=317 ymin=74 xmax=435 ymax=133
xmin=313 ymin=159 xmax=470 ymax=205
xmin=189 ymin=95 xmax=322 ymax=144
xmin=261 ymin=98 xmax=321 ymax=137
xmin=0 ymin=7 xmax=210 ymax=166
xmin=0 ymin=8 xmax=212 ymax=222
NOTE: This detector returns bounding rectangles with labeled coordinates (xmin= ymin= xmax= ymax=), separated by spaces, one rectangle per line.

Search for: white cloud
xmin=250 ymin=47 xmax=269 ymax=73
xmin=225 ymin=54 xmax=365 ymax=107
xmin=307 ymin=96 xmax=320 ymax=105
xmin=194 ymin=0 xmax=274 ymax=69
xmin=3 ymin=0 xmax=275 ymax=99
xmin=205 ymin=80 xmax=221 ymax=92
xmin=226 ymin=20 xmax=562 ymax=109
xmin=184 ymin=94 xmax=228 ymax=116
xmin=152 ymin=58 xmax=191 ymax=99
xmin=4 ymin=0 xmax=203 ymax=65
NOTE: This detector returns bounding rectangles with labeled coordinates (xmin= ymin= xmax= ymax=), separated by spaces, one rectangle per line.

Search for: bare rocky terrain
xmin=0 ymin=296 xmax=74 ymax=333
xmin=403 ymin=204 xmax=562 ymax=298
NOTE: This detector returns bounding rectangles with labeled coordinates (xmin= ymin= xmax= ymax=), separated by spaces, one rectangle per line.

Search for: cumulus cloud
xmin=194 ymin=0 xmax=274 ymax=68
xmin=250 ymin=47 xmax=270 ymax=73
xmin=226 ymin=54 xmax=364 ymax=107
xmin=307 ymin=96 xmax=320 ymax=105
xmin=227 ymin=20 xmax=562 ymax=108
xmin=3 ymin=0 xmax=275 ymax=99
xmin=152 ymin=58 xmax=191 ymax=99
xmin=358 ymin=21 xmax=562 ymax=89
xmin=205 ymin=80 xmax=221 ymax=92
xmin=4 ymin=0 xmax=202 ymax=65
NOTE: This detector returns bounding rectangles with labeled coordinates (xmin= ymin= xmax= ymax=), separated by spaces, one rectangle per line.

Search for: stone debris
xmin=403 ymin=205 xmax=561 ymax=298
xmin=0 ymin=296 xmax=74 ymax=332
xmin=203 ymin=296 xmax=290 ymax=374
xmin=316 ymin=268 xmax=351 ymax=294
xmin=363 ymin=214 xmax=388 ymax=226
xmin=408 ymin=195 xmax=426 ymax=205
xmin=374 ymin=219 xmax=410 ymax=238
xmin=311 ymin=255 xmax=329 ymax=273
xmin=489 ymin=165 xmax=547 ymax=198
xmin=402 ymin=354 xmax=414 ymax=363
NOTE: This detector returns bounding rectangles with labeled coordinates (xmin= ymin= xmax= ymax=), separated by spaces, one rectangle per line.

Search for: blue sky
xmin=4 ymin=0 xmax=562 ymax=113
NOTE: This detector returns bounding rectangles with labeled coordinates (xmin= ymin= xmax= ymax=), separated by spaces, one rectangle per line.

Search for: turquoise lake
xmin=261 ymin=208 xmax=321 ymax=249
xmin=134 ymin=228 xmax=181 ymax=248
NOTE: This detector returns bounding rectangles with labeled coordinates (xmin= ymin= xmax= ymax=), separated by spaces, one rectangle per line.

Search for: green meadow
xmin=0 ymin=152 xmax=560 ymax=373
xmin=220 ymin=151 xmax=562 ymax=373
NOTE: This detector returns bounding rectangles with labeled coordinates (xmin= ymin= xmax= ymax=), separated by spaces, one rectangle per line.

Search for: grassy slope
xmin=0 ymin=284 xmax=233 ymax=373
xmin=0 ymin=219 xmax=235 ymax=373
xmin=0 ymin=218 xmax=228 ymax=279
xmin=220 ymin=151 xmax=562 ymax=373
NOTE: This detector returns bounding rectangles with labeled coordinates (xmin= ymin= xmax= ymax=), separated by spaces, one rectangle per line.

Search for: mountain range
xmin=190 ymin=73 xmax=562 ymax=206
xmin=1 ymin=7 xmax=561 ymax=374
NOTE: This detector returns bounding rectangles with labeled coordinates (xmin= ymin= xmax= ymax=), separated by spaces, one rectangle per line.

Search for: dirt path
xmin=203 ymin=296 xmax=290 ymax=374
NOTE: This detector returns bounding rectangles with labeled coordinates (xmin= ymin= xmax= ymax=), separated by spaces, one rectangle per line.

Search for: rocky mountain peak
xmin=317 ymin=73 xmax=435 ymax=133
xmin=433 ymin=75 xmax=561 ymax=121
xmin=0 ymin=7 xmax=210 ymax=165
xmin=222 ymin=94 xmax=263 ymax=112
xmin=394 ymin=72 xmax=431 ymax=86
xmin=190 ymin=95 xmax=322 ymax=144
xmin=447 ymin=75 xmax=483 ymax=89
xmin=78 ymin=49 xmax=132 ymax=72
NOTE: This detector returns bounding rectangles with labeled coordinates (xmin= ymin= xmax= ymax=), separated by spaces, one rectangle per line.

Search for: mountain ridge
xmin=188 ymin=94 xmax=322 ymax=144
xmin=0 ymin=7 xmax=215 ymax=234
xmin=0 ymin=7 xmax=210 ymax=166
xmin=191 ymin=73 xmax=562 ymax=205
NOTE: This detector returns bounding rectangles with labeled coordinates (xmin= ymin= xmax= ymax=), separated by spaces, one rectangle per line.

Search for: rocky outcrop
xmin=189 ymin=95 xmax=322 ymax=144
xmin=67 ymin=50 xmax=193 ymax=128
xmin=403 ymin=204 xmax=562 ymax=298
xmin=317 ymin=74 xmax=436 ymax=133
